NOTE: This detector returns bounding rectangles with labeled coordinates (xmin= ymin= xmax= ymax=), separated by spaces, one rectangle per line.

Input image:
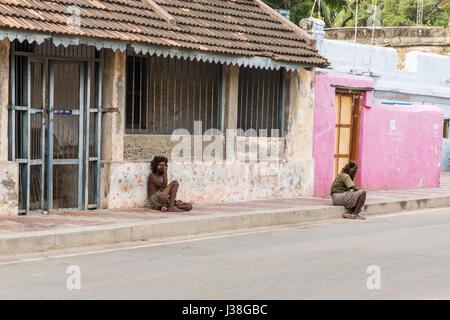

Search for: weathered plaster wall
xmin=105 ymin=67 xmax=316 ymax=208
xmin=285 ymin=68 xmax=315 ymax=162
xmin=101 ymin=49 xmax=126 ymax=163
xmin=100 ymin=49 xmax=126 ymax=209
xmin=0 ymin=39 xmax=18 ymax=215
xmin=105 ymin=159 xmax=313 ymax=207
xmin=124 ymin=134 xmax=226 ymax=161
xmin=0 ymin=39 xmax=9 ymax=161
xmin=313 ymin=72 xmax=443 ymax=196
xmin=0 ymin=162 xmax=18 ymax=216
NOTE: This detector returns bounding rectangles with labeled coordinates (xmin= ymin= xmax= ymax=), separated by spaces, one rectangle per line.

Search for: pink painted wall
xmin=313 ymin=73 xmax=374 ymax=196
xmin=313 ymin=72 xmax=443 ymax=196
xmin=357 ymin=101 xmax=443 ymax=191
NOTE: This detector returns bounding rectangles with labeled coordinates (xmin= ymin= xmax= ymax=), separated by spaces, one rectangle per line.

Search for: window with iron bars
xmin=126 ymin=54 xmax=222 ymax=134
xmin=237 ymin=67 xmax=284 ymax=137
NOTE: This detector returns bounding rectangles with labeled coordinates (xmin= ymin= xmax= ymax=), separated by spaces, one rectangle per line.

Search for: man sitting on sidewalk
xmin=148 ymin=156 xmax=192 ymax=212
xmin=330 ymin=161 xmax=366 ymax=220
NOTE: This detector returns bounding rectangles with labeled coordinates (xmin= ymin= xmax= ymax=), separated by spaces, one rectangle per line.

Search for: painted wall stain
xmin=0 ymin=162 xmax=19 ymax=216
xmin=1 ymin=179 xmax=15 ymax=189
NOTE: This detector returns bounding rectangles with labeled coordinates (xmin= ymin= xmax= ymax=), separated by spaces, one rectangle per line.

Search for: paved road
xmin=0 ymin=208 xmax=449 ymax=300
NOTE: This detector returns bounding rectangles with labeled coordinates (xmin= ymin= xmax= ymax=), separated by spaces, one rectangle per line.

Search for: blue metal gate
xmin=9 ymin=41 xmax=102 ymax=214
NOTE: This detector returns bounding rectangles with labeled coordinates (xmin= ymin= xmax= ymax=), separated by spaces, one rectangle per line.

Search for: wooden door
xmin=334 ymin=90 xmax=363 ymax=178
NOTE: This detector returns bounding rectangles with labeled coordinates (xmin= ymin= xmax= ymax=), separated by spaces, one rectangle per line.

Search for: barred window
xmin=126 ymin=55 xmax=222 ymax=134
xmin=237 ymin=67 xmax=284 ymax=137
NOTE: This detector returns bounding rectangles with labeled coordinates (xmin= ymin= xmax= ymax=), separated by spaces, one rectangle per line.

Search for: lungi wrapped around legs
xmin=149 ymin=191 xmax=170 ymax=210
xmin=332 ymin=190 xmax=365 ymax=210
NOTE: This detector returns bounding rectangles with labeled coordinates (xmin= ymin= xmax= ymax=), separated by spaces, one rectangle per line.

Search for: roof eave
xmin=0 ymin=27 xmax=328 ymax=70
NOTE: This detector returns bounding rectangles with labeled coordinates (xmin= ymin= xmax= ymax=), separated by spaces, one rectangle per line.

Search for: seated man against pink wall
xmin=148 ymin=156 xmax=192 ymax=212
xmin=330 ymin=161 xmax=367 ymax=220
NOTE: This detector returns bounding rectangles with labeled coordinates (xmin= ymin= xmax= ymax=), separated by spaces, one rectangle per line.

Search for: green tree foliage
xmin=349 ymin=0 xmax=450 ymax=27
xmin=264 ymin=0 xmax=450 ymax=28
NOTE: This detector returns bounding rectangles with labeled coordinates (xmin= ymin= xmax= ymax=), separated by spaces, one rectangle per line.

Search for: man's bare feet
xmin=167 ymin=206 xmax=184 ymax=212
xmin=175 ymin=201 xmax=193 ymax=211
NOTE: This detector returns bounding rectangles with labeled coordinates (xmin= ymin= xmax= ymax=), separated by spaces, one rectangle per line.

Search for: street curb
xmin=1 ymin=195 xmax=450 ymax=256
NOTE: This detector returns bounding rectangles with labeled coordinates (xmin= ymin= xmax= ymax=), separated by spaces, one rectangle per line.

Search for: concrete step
xmin=1 ymin=195 xmax=450 ymax=256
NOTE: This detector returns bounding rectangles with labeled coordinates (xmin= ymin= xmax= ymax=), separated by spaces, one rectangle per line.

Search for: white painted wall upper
xmin=306 ymin=18 xmax=450 ymax=170
xmin=404 ymin=51 xmax=450 ymax=84
xmin=314 ymin=30 xmax=450 ymax=103
xmin=318 ymin=39 xmax=398 ymax=76
xmin=317 ymin=38 xmax=450 ymax=95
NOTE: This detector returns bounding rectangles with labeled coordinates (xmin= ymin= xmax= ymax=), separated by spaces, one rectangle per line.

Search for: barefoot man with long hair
xmin=148 ymin=156 xmax=192 ymax=212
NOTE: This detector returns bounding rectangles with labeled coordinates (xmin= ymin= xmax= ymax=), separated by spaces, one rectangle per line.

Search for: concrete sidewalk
xmin=1 ymin=174 xmax=450 ymax=256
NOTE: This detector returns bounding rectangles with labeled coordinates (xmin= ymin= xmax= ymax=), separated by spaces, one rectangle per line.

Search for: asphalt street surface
xmin=0 ymin=208 xmax=449 ymax=299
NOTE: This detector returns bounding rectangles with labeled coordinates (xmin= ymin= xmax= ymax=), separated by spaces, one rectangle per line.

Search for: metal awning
xmin=331 ymin=85 xmax=375 ymax=91
xmin=0 ymin=28 xmax=303 ymax=72
xmin=0 ymin=29 xmax=127 ymax=52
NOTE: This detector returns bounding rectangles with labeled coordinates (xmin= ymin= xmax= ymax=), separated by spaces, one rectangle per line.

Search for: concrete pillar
xmin=101 ymin=49 xmax=126 ymax=161
xmin=221 ymin=64 xmax=239 ymax=160
xmin=0 ymin=39 xmax=19 ymax=216
xmin=222 ymin=64 xmax=239 ymax=130
xmin=0 ymin=39 xmax=9 ymax=161
xmin=285 ymin=68 xmax=315 ymax=160
xmin=284 ymin=68 xmax=315 ymax=195
xmin=100 ymin=49 xmax=126 ymax=208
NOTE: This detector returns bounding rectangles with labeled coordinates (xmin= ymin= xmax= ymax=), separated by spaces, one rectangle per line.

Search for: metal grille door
xmin=48 ymin=61 xmax=84 ymax=210
xmin=9 ymin=58 xmax=46 ymax=213
xmin=9 ymin=43 xmax=102 ymax=214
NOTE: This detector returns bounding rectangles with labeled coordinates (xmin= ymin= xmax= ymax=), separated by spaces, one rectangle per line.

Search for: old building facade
xmin=0 ymin=0 xmax=329 ymax=215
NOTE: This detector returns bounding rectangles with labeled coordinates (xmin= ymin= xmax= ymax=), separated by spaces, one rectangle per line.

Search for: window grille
xmin=126 ymin=55 xmax=222 ymax=134
xmin=237 ymin=67 xmax=284 ymax=137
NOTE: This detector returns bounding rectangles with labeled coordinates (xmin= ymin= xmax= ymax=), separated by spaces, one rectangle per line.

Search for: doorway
xmin=9 ymin=41 xmax=102 ymax=214
xmin=334 ymin=89 xmax=363 ymax=179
